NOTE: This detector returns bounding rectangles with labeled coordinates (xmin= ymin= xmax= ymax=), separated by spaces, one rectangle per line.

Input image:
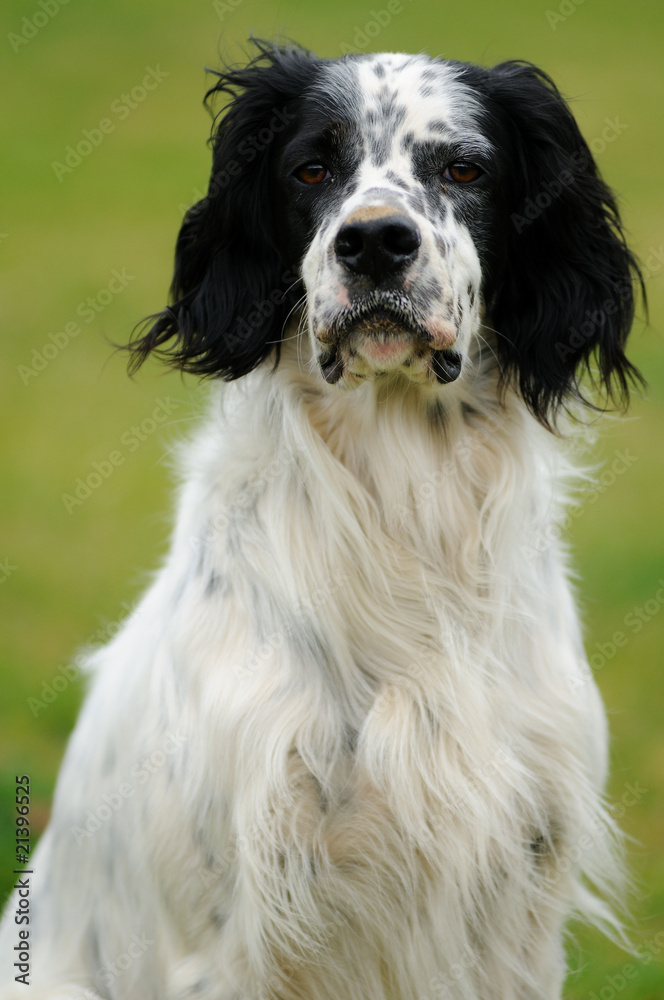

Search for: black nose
xmin=334 ymin=213 xmax=421 ymax=281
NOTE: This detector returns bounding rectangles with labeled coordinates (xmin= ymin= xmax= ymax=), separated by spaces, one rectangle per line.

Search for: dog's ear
xmin=485 ymin=61 xmax=644 ymax=428
xmin=128 ymin=42 xmax=321 ymax=379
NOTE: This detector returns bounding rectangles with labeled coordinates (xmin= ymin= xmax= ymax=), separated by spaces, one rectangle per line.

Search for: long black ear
xmin=485 ymin=61 xmax=645 ymax=428
xmin=128 ymin=41 xmax=322 ymax=379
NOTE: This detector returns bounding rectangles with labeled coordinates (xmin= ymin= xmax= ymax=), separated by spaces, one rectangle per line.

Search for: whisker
xmin=263 ymin=294 xmax=307 ymax=346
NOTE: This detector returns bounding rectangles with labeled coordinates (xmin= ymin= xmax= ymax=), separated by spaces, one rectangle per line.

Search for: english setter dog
xmin=0 ymin=42 xmax=644 ymax=1000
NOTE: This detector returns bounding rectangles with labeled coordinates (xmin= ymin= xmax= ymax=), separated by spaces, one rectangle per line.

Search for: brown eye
xmin=295 ymin=163 xmax=332 ymax=185
xmin=443 ymin=162 xmax=482 ymax=184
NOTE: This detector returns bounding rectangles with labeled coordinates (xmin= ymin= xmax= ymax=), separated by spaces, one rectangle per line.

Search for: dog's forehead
xmin=320 ymin=52 xmax=490 ymax=166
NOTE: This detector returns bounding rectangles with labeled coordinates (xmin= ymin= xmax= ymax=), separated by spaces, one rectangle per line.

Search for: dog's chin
xmin=316 ymin=309 xmax=462 ymax=388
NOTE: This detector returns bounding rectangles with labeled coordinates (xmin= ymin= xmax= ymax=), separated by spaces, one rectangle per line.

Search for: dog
xmin=0 ymin=41 xmax=644 ymax=1000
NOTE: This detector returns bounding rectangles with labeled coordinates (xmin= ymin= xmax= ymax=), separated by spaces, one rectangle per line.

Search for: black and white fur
xmin=0 ymin=43 xmax=643 ymax=1000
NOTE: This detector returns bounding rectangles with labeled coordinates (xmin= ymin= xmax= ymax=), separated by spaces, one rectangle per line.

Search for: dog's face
xmin=132 ymin=44 xmax=642 ymax=427
xmin=273 ymin=54 xmax=503 ymax=389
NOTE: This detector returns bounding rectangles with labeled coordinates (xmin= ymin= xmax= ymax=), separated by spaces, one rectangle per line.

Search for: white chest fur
xmin=127 ymin=359 xmax=615 ymax=998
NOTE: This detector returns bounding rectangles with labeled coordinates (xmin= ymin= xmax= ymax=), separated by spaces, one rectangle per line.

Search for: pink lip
xmin=357 ymin=336 xmax=414 ymax=367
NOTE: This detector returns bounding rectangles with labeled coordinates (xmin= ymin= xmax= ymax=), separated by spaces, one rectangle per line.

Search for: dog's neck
xmin=265 ymin=332 xmax=559 ymax=555
xmin=195 ymin=334 xmax=574 ymax=622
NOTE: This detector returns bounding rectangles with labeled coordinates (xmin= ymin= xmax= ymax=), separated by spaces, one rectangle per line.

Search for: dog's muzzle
xmin=315 ymin=205 xmax=462 ymax=387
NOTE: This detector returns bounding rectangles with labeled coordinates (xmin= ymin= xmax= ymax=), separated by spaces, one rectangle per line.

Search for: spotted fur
xmin=0 ymin=41 xmax=643 ymax=1000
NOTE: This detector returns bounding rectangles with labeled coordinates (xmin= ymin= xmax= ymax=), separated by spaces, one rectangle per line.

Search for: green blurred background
xmin=1 ymin=0 xmax=662 ymax=993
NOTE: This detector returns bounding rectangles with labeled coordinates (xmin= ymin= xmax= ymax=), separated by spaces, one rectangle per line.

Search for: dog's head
xmin=130 ymin=41 xmax=643 ymax=427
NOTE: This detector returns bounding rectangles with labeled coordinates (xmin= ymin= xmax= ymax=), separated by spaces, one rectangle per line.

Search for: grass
xmin=1 ymin=0 xmax=662 ymax=994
